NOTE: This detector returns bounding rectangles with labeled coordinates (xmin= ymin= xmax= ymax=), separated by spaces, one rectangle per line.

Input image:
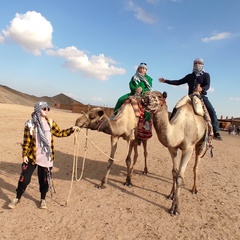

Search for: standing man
xmin=159 ymin=58 xmax=222 ymax=141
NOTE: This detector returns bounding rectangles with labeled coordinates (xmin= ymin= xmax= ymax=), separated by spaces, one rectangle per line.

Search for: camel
xmin=142 ymin=90 xmax=210 ymax=215
xmin=75 ymin=101 xmax=151 ymax=188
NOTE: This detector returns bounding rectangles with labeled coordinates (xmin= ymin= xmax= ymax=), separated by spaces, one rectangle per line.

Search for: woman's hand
xmin=72 ymin=126 xmax=80 ymax=131
xmin=135 ymin=87 xmax=142 ymax=94
xmin=23 ymin=156 xmax=29 ymax=164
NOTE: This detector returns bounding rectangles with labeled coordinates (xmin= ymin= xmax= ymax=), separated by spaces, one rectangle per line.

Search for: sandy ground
xmin=0 ymin=103 xmax=239 ymax=240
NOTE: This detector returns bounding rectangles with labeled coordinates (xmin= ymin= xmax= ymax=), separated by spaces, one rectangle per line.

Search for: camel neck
xmin=97 ymin=115 xmax=112 ymax=135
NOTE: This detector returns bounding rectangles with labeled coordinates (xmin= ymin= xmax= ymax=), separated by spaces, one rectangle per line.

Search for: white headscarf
xmin=31 ymin=101 xmax=51 ymax=153
xmin=133 ymin=63 xmax=152 ymax=90
xmin=193 ymin=58 xmax=205 ymax=76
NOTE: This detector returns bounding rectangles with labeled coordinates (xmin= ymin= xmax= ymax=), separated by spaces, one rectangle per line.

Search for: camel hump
xmin=175 ymin=94 xmax=204 ymax=116
xmin=191 ymin=94 xmax=204 ymax=116
xmin=175 ymin=95 xmax=191 ymax=108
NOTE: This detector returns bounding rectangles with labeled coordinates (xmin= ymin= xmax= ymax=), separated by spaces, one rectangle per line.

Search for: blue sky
xmin=0 ymin=0 xmax=239 ymax=118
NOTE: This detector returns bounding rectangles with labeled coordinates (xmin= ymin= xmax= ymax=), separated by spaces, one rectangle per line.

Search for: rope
xmin=65 ymin=128 xmax=87 ymax=205
xmin=78 ymin=128 xmax=118 ymax=161
xmin=64 ymin=127 xmax=119 ymax=206
xmin=73 ymin=129 xmax=87 ymax=181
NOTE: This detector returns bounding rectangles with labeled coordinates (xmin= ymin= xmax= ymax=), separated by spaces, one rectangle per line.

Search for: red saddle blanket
xmin=137 ymin=115 xmax=152 ymax=140
xmin=124 ymin=96 xmax=153 ymax=140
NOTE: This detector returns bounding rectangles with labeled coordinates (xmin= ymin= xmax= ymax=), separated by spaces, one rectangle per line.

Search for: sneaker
xmin=8 ymin=198 xmax=20 ymax=209
xmin=214 ymin=132 xmax=222 ymax=141
xmin=40 ymin=199 xmax=47 ymax=209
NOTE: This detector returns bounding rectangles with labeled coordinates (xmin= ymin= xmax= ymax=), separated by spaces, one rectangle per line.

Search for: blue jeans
xmin=202 ymin=95 xmax=220 ymax=133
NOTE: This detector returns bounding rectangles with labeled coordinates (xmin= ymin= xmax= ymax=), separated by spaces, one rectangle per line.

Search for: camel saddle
xmin=175 ymin=93 xmax=204 ymax=116
xmin=137 ymin=112 xmax=152 ymax=140
xmin=125 ymin=96 xmax=153 ymax=140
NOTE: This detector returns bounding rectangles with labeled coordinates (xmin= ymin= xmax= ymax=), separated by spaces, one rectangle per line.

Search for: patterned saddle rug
xmin=124 ymin=95 xmax=153 ymax=140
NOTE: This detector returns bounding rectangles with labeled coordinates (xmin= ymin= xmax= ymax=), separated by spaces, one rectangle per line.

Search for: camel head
xmin=75 ymin=107 xmax=105 ymax=129
xmin=142 ymin=91 xmax=167 ymax=112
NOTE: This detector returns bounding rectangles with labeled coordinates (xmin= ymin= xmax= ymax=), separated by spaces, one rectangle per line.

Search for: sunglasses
xmin=42 ymin=107 xmax=50 ymax=111
xmin=194 ymin=61 xmax=203 ymax=65
xmin=140 ymin=62 xmax=147 ymax=66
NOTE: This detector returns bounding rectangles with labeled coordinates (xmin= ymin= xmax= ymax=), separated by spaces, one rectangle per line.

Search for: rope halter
xmin=142 ymin=91 xmax=160 ymax=112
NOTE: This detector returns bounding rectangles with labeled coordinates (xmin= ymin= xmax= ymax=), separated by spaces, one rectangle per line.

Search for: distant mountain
xmin=0 ymin=84 xmax=83 ymax=107
xmin=52 ymin=93 xmax=82 ymax=106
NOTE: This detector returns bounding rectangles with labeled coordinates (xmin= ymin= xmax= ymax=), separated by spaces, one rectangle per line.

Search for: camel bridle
xmin=143 ymin=91 xmax=161 ymax=113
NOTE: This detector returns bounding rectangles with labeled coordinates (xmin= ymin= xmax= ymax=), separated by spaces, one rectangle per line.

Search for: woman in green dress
xmin=113 ymin=62 xmax=153 ymax=119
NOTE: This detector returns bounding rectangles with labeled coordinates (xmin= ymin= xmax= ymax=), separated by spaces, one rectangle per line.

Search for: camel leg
xmin=142 ymin=140 xmax=148 ymax=174
xmin=129 ymin=140 xmax=138 ymax=176
xmin=170 ymin=148 xmax=193 ymax=215
xmin=192 ymin=148 xmax=201 ymax=194
xmin=124 ymin=140 xmax=135 ymax=186
xmin=127 ymin=139 xmax=148 ymax=177
xmin=167 ymin=147 xmax=178 ymax=200
xmin=98 ymin=136 xmax=118 ymax=188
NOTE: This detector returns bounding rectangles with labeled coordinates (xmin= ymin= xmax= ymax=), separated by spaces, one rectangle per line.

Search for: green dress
xmin=114 ymin=73 xmax=153 ymax=121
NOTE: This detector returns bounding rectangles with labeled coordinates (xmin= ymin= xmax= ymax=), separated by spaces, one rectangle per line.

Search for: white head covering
xmin=31 ymin=101 xmax=51 ymax=153
xmin=138 ymin=63 xmax=147 ymax=70
xmin=193 ymin=58 xmax=204 ymax=75
xmin=133 ymin=63 xmax=152 ymax=91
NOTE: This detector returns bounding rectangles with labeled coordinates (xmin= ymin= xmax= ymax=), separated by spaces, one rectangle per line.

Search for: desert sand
xmin=0 ymin=103 xmax=239 ymax=240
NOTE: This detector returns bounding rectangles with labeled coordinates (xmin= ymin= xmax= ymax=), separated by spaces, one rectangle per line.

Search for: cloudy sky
xmin=0 ymin=0 xmax=239 ymax=118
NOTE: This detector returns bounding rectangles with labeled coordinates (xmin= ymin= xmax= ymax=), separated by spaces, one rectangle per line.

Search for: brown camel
xmin=142 ymin=91 xmax=209 ymax=215
xmin=75 ymin=102 xmax=150 ymax=188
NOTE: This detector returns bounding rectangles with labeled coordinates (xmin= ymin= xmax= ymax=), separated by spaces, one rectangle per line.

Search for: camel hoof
xmin=142 ymin=169 xmax=148 ymax=175
xmin=169 ymin=203 xmax=180 ymax=215
xmin=169 ymin=209 xmax=179 ymax=216
xmin=95 ymin=183 xmax=106 ymax=189
xmin=191 ymin=188 xmax=198 ymax=194
xmin=124 ymin=182 xmax=133 ymax=187
xmin=167 ymin=195 xmax=174 ymax=201
xmin=124 ymin=176 xmax=133 ymax=187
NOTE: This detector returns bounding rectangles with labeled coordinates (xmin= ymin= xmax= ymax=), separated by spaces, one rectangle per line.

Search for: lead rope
xmin=65 ymin=128 xmax=88 ymax=206
xmin=74 ymin=129 xmax=88 ymax=181
xmin=65 ymin=127 xmax=121 ymax=206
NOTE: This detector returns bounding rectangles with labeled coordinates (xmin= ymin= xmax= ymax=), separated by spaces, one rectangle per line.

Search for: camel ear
xmin=163 ymin=91 xmax=167 ymax=99
xmin=98 ymin=110 xmax=104 ymax=117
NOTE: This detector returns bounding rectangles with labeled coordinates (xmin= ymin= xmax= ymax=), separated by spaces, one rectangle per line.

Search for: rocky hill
xmin=0 ymin=84 xmax=83 ymax=107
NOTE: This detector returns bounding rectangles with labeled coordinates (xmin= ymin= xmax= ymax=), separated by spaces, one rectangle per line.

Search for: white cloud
xmin=127 ymin=0 xmax=157 ymax=24
xmin=146 ymin=0 xmax=160 ymax=4
xmin=0 ymin=35 xmax=4 ymax=43
xmin=201 ymin=32 xmax=232 ymax=43
xmin=90 ymin=96 xmax=104 ymax=102
xmin=64 ymin=92 xmax=105 ymax=105
xmin=46 ymin=46 xmax=126 ymax=80
xmin=208 ymin=87 xmax=215 ymax=93
xmin=2 ymin=11 xmax=53 ymax=55
xmin=229 ymin=97 xmax=240 ymax=101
